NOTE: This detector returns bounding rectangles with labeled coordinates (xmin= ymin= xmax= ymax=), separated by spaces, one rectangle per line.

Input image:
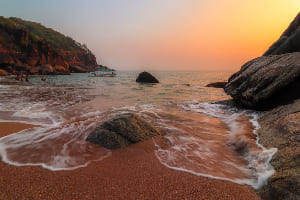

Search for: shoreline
xmin=0 ymin=122 xmax=260 ymax=200
xmin=0 ymin=122 xmax=37 ymax=138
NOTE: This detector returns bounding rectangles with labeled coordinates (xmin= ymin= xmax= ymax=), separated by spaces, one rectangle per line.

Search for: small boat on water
xmin=89 ymin=69 xmax=116 ymax=77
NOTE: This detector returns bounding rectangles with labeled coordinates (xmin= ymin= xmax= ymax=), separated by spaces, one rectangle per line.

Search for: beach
xmin=0 ymin=122 xmax=261 ymax=200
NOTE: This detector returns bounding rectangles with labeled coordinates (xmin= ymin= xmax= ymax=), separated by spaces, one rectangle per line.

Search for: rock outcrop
xmin=206 ymin=81 xmax=227 ymax=88
xmin=0 ymin=16 xmax=99 ymax=75
xmin=264 ymin=12 xmax=300 ymax=56
xmin=224 ymin=52 xmax=300 ymax=110
xmin=86 ymin=113 xmax=161 ymax=149
xmin=62 ymin=50 xmax=97 ymax=70
xmin=224 ymin=12 xmax=300 ymax=200
xmin=258 ymin=99 xmax=300 ymax=200
xmin=136 ymin=72 xmax=159 ymax=83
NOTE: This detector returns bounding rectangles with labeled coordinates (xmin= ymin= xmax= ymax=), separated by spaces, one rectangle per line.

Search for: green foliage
xmin=9 ymin=17 xmax=88 ymax=52
xmin=29 ymin=32 xmax=40 ymax=43
xmin=0 ymin=16 xmax=18 ymax=30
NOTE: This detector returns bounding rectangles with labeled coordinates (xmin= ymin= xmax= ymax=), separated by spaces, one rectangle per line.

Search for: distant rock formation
xmin=206 ymin=82 xmax=227 ymax=88
xmin=264 ymin=12 xmax=300 ymax=56
xmin=136 ymin=72 xmax=159 ymax=83
xmin=224 ymin=52 xmax=300 ymax=110
xmin=0 ymin=16 xmax=98 ymax=75
xmin=86 ymin=113 xmax=161 ymax=149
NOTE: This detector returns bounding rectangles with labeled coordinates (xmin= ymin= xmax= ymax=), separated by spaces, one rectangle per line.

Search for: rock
xmin=69 ymin=65 xmax=88 ymax=73
xmin=206 ymin=82 xmax=227 ymax=88
xmin=136 ymin=72 xmax=159 ymax=83
xmin=29 ymin=66 xmax=41 ymax=74
xmin=40 ymin=64 xmax=53 ymax=74
xmin=62 ymin=50 xmax=97 ymax=69
xmin=224 ymin=52 xmax=300 ymax=110
xmin=54 ymin=65 xmax=69 ymax=75
xmin=0 ymin=51 xmax=15 ymax=65
xmin=0 ymin=69 xmax=8 ymax=76
xmin=0 ymin=16 xmax=98 ymax=75
xmin=264 ymin=12 xmax=300 ymax=56
xmin=257 ymin=99 xmax=300 ymax=200
xmin=86 ymin=113 xmax=161 ymax=149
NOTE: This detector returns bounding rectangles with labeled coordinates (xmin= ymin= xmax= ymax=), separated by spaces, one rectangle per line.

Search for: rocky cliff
xmin=224 ymin=13 xmax=300 ymax=200
xmin=0 ymin=16 xmax=98 ymax=75
xmin=264 ymin=12 xmax=300 ymax=56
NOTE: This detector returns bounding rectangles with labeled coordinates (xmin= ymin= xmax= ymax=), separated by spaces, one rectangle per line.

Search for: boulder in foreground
xmin=224 ymin=52 xmax=300 ymax=110
xmin=136 ymin=72 xmax=159 ymax=83
xmin=86 ymin=113 xmax=161 ymax=149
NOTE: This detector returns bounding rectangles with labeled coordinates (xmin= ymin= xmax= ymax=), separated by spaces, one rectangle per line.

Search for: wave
xmin=154 ymin=102 xmax=277 ymax=189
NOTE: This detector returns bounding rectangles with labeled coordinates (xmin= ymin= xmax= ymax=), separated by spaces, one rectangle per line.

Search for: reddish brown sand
xmin=0 ymin=122 xmax=37 ymax=137
xmin=0 ymin=122 xmax=261 ymax=200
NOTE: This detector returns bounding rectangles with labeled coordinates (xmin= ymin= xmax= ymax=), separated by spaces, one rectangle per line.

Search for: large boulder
xmin=136 ymin=72 xmax=159 ymax=83
xmin=258 ymin=99 xmax=300 ymax=200
xmin=264 ymin=12 xmax=300 ymax=56
xmin=86 ymin=113 xmax=161 ymax=149
xmin=224 ymin=52 xmax=300 ymax=110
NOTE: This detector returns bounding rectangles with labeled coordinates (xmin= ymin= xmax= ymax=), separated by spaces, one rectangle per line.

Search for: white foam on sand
xmin=154 ymin=102 xmax=277 ymax=189
xmin=0 ymin=110 xmax=112 ymax=171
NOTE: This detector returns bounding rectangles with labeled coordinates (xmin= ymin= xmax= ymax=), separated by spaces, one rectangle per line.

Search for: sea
xmin=0 ymin=71 xmax=277 ymax=189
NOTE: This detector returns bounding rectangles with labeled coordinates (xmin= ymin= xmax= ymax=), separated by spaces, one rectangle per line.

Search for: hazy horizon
xmin=0 ymin=0 xmax=299 ymax=71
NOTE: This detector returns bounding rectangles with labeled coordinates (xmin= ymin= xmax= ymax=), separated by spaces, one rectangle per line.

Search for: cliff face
xmin=0 ymin=16 xmax=98 ymax=75
xmin=62 ymin=50 xmax=97 ymax=72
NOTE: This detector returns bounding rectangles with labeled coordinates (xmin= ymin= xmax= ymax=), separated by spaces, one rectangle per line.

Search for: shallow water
xmin=0 ymin=71 xmax=276 ymax=188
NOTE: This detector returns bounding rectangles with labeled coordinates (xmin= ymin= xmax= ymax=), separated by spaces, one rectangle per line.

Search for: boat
xmin=89 ymin=69 xmax=116 ymax=77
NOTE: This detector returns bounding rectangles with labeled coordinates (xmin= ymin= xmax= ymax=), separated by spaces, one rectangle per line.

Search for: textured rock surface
xmin=258 ymin=99 xmax=300 ymax=200
xmin=264 ymin=12 xmax=300 ymax=56
xmin=62 ymin=51 xmax=97 ymax=70
xmin=136 ymin=72 xmax=159 ymax=83
xmin=86 ymin=113 xmax=161 ymax=149
xmin=224 ymin=52 xmax=300 ymax=110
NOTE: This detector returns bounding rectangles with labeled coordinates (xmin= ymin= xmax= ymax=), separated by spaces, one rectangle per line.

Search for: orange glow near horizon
xmin=121 ymin=0 xmax=300 ymax=71
xmin=2 ymin=0 xmax=298 ymax=71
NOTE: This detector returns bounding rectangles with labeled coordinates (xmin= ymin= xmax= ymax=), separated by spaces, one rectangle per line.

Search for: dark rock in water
xmin=206 ymin=82 xmax=227 ymax=88
xmin=224 ymin=52 xmax=300 ymax=110
xmin=258 ymin=99 xmax=300 ymax=200
xmin=136 ymin=72 xmax=159 ymax=83
xmin=86 ymin=113 xmax=161 ymax=149
xmin=183 ymin=83 xmax=191 ymax=86
xmin=264 ymin=12 xmax=300 ymax=56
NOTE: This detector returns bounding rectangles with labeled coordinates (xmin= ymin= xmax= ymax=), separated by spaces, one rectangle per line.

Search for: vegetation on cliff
xmin=9 ymin=17 xmax=92 ymax=53
xmin=0 ymin=16 xmax=98 ymax=75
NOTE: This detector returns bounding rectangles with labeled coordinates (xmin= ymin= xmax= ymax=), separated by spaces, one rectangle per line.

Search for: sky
xmin=0 ymin=0 xmax=299 ymax=71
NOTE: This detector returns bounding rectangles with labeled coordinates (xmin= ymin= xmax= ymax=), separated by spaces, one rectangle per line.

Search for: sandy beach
xmin=0 ymin=122 xmax=260 ymax=200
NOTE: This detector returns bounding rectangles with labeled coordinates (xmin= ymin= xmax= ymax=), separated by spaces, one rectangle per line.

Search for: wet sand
xmin=0 ymin=122 xmax=37 ymax=137
xmin=0 ymin=122 xmax=260 ymax=200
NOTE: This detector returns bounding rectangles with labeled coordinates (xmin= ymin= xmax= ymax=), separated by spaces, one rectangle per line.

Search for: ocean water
xmin=0 ymin=71 xmax=276 ymax=189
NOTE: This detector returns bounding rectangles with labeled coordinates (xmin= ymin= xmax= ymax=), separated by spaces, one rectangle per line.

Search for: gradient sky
xmin=0 ymin=0 xmax=299 ymax=71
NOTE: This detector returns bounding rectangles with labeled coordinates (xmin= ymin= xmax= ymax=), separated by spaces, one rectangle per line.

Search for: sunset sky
xmin=0 ymin=0 xmax=299 ymax=71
